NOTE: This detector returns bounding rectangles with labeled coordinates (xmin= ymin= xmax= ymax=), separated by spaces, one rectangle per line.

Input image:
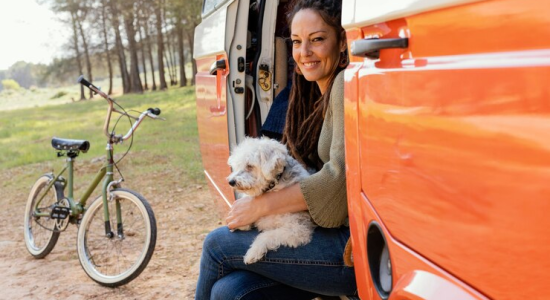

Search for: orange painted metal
xmin=344 ymin=0 xmax=550 ymax=299
xmin=195 ymin=54 xmax=235 ymax=213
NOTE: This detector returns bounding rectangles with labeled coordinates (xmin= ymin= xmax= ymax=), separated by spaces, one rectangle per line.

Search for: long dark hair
xmin=282 ymin=0 xmax=347 ymax=170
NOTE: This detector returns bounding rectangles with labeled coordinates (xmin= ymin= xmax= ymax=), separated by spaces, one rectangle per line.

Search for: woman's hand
xmin=225 ymin=184 xmax=309 ymax=230
xmin=226 ymin=195 xmax=266 ymax=230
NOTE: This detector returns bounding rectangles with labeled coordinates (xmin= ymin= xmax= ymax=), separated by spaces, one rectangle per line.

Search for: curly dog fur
xmin=227 ymin=137 xmax=316 ymax=264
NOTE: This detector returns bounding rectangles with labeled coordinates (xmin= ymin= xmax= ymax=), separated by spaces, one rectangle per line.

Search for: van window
xmin=202 ymin=0 xmax=228 ymax=16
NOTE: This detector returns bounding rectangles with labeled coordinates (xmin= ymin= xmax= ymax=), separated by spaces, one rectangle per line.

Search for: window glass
xmin=203 ymin=0 xmax=227 ymax=16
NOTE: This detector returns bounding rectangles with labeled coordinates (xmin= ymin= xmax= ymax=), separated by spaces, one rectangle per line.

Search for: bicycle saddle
xmin=51 ymin=137 xmax=90 ymax=153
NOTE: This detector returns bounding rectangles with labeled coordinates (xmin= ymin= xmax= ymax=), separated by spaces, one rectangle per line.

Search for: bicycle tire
xmin=23 ymin=174 xmax=61 ymax=258
xmin=77 ymin=188 xmax=157 ymax=287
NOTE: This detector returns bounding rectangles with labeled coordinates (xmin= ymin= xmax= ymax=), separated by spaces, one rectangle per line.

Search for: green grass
xmin=0 ymin=85 xmax=205 ymax=182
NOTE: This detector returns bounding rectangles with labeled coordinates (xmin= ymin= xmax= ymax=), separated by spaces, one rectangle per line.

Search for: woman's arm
xmin=299 ymin=71 xmax=348 ymax=228
xmin=226 ymin=184 xmax=307 ymax=230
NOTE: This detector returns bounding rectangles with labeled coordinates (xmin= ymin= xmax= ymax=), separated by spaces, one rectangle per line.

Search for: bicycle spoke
xmin=24 ymin=175 xmax=61 ymax=258
xmin=77 ymin=190 xmax=155 ymax=286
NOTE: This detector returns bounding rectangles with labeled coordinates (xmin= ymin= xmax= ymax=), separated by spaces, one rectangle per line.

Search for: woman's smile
xmin=301 ymin=61 xmax=320 ymax=68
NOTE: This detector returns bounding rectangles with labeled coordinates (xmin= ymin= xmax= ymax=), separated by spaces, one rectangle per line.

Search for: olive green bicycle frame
xmin=33 ymin=143 xmax=121 ymax=235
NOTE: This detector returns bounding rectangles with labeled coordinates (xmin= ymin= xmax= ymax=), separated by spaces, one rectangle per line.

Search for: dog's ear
xmin=260 ymin=146 xmax=286 ymax=179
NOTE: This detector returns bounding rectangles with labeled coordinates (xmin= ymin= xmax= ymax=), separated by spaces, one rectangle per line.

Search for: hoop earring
xmin=339 ymin=51 xmax=349 ymax=68
xmin=294 ymin=64 xmax=303 ymax=75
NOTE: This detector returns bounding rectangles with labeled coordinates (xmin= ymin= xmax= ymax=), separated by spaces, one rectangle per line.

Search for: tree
xmin=175 ymin=13 xmax=187 ymax=87
xmin=140 ymin=2 xmax=157 ymax=91
xmin=182 ymin=0 xmax=201 ymax=85
xmin=75 ymin=4 xmax=94 ymax=98
xmin=110 ymin=0 xmax=131 ymax=94
xmin=121 ymin=0 xmax=143 ymax=93
xmin=100 ymin=0 xmax=114 ymax=95
xmin=136 ymin=6 xmax=148 ymax=90
xmin=41 ymin=57 xmax=80 ymax=87
xmin=70 ymin=10 xmax=86 ymax=100
xmin=7 ymin=61 xmax=35 ymax=89
xmin=37 ymin=0 xmax=203 ymax=89
xmin=154 ymin=0 xmax=167 ymax=90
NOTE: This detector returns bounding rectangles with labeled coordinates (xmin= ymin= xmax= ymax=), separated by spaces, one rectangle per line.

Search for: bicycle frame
xmin=32 ymin=148 xmax=112 ymax=222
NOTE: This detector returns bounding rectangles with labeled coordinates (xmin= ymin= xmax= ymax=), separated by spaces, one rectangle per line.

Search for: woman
xmin=195 ymin=0 xmax=355 ymax=298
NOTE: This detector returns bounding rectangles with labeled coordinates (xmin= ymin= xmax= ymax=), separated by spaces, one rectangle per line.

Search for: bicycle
xmin=23 ymin=76 xmax=162 ymax=287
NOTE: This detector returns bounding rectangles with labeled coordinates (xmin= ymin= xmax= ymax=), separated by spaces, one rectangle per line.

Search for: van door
xmin=194 ymin=0 xmax=250 ymax=211
xmin=344 ymin=0 xmax=550 ymax=299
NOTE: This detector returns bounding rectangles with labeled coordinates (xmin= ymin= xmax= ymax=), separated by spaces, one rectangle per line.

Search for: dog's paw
xmin=243 ymin=253 xmax=259 ymax=264
xmin=243 ymin=246 xmax=267 ymax=264
xmin=236 ymin=225 xmax=252 ymax=231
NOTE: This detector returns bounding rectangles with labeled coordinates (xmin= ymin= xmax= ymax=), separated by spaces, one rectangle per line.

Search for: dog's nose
xmin=228 ymin=179 xmax=236 ymax=186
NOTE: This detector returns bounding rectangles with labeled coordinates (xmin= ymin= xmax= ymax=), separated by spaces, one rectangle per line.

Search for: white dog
xmin=227 ymin=137 xmax=316 ymax=264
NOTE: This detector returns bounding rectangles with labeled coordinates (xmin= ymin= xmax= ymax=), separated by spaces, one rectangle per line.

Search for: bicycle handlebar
xmin=77 ymin=75 xmax=100 ymax=92
xmin=77 ymin=75 xmax=163 ymax=144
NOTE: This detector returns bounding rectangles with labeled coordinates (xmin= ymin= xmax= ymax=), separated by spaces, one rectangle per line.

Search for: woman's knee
xmin=210 ymin=271 xmax=278 ymax=300
xmin=202 ymin=226 xmax=230 ymax=250
xmin=202 ymin=226 xmax=259 ymax=259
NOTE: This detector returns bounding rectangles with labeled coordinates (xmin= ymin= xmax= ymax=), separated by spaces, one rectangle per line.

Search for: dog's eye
xmin=246 ymin=164 xmax=254 ymax=171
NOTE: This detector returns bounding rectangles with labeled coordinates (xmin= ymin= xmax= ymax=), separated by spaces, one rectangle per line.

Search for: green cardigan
xmin=300 ymin=71 xmax=348 ymax=228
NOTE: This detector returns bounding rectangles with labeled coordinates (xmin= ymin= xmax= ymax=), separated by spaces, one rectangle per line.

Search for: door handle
xmin=210 ymin=59 xmax=227 ymax=75
xmin=351 ymin=38 xmax=408 ymax=59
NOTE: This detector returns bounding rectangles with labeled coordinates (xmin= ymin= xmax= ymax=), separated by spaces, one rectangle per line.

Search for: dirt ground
xmin=0 ymin=159 xmax=222 ymax=299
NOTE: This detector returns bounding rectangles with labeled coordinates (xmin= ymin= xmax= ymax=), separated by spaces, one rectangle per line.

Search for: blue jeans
xmin=195 ymin=225 xmax=356 ymax=300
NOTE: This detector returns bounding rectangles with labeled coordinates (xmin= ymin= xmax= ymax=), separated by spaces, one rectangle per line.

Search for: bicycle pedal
xmin=50 ymin=206 xmax=70 ymax=220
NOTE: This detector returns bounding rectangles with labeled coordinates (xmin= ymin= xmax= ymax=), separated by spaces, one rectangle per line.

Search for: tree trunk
xmin=137 ymin=18 xmax=148 ymax=90
xmin=176 ymin=20 xmax=187 ymax=87
xmin=165 ymin=24 xmax=177 ymax=86
xmin=170 ymin=31 xmax=178 ymax=85
xmin=71 ymin=11 xmax=86 ymax=100
xmin=163 ymin=50 xmax=174 ymax=85
xmin=76 ymin=16 xmax=93 ymax=99
xmin=185 ymin=28 xmax=196 ymax=85
xmin=110 ymin=0 xmax=131 ymax=94
xmin=154 ymin=0 xmax=167 ymax=90
xmin=122 ymin=1 xmax=143 ymax=93
xmin=101 ymin=0 xmax=113 ymax=95
xmin=143 ymin=17 xmax=157 ymax=91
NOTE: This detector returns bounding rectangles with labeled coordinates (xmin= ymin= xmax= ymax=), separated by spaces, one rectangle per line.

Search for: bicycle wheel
xmin=23 ymin=174 xmax=61 ymax=258
xmin=77 ymin=188 xmax=157 ymax=287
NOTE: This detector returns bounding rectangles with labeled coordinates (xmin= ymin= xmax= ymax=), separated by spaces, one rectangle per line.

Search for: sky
xmin=0 ymin=0 xmax=70 ymax=71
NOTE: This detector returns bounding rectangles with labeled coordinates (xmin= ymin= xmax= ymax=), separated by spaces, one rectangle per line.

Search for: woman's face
xmin=291 ymin=9 xmax=345 ymax=94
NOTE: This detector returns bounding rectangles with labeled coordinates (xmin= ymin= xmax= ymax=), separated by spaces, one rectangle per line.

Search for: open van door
xmin=194 ymin=0 xmax=285 ymax=213
xmin=194 ymin=0 xmax=240 ymax=213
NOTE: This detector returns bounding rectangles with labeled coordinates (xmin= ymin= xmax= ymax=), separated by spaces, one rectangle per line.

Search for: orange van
xmin=194 ymin=0 xmax=550 ymax=299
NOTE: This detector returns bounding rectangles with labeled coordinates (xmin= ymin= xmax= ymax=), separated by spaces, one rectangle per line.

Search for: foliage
xmin=7 ymin=61 xmax=47 ymax=89
xmin=50 ymin=90 xmax=68 ymax=99
xmin=1 ymin=79 xmax=21 ymax=91
xmin=41 ymin=57 xmax=85 ymax=87
xmin=36 ymin=0 xmax=203 ymax=91
xmin=0 ymin=70 xmax=6 ymax=90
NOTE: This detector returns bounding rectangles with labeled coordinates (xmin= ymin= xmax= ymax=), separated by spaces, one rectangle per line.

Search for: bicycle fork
xmin=102 ymin=143 xmax=124 ymax=239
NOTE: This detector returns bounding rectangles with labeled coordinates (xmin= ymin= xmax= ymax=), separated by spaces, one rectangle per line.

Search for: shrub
xmin=50 ymin=91 xmax=68 ymax=100
xmin=1 ymin=79 xmax=21 ymax=91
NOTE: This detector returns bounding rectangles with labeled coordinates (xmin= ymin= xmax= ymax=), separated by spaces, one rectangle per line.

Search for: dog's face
xmin=227 ymin=138 xmax=288 ymax=197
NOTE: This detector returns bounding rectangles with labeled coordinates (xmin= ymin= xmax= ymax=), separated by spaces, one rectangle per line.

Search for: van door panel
xmin=347 ymin=0 xmax=550 ymax=298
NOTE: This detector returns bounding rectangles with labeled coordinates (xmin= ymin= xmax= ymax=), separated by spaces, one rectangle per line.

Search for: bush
xmin=1 ymin=79 xmax=21 ymax=91
xmin=50 ymin=91 xmax=67 ymax=100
